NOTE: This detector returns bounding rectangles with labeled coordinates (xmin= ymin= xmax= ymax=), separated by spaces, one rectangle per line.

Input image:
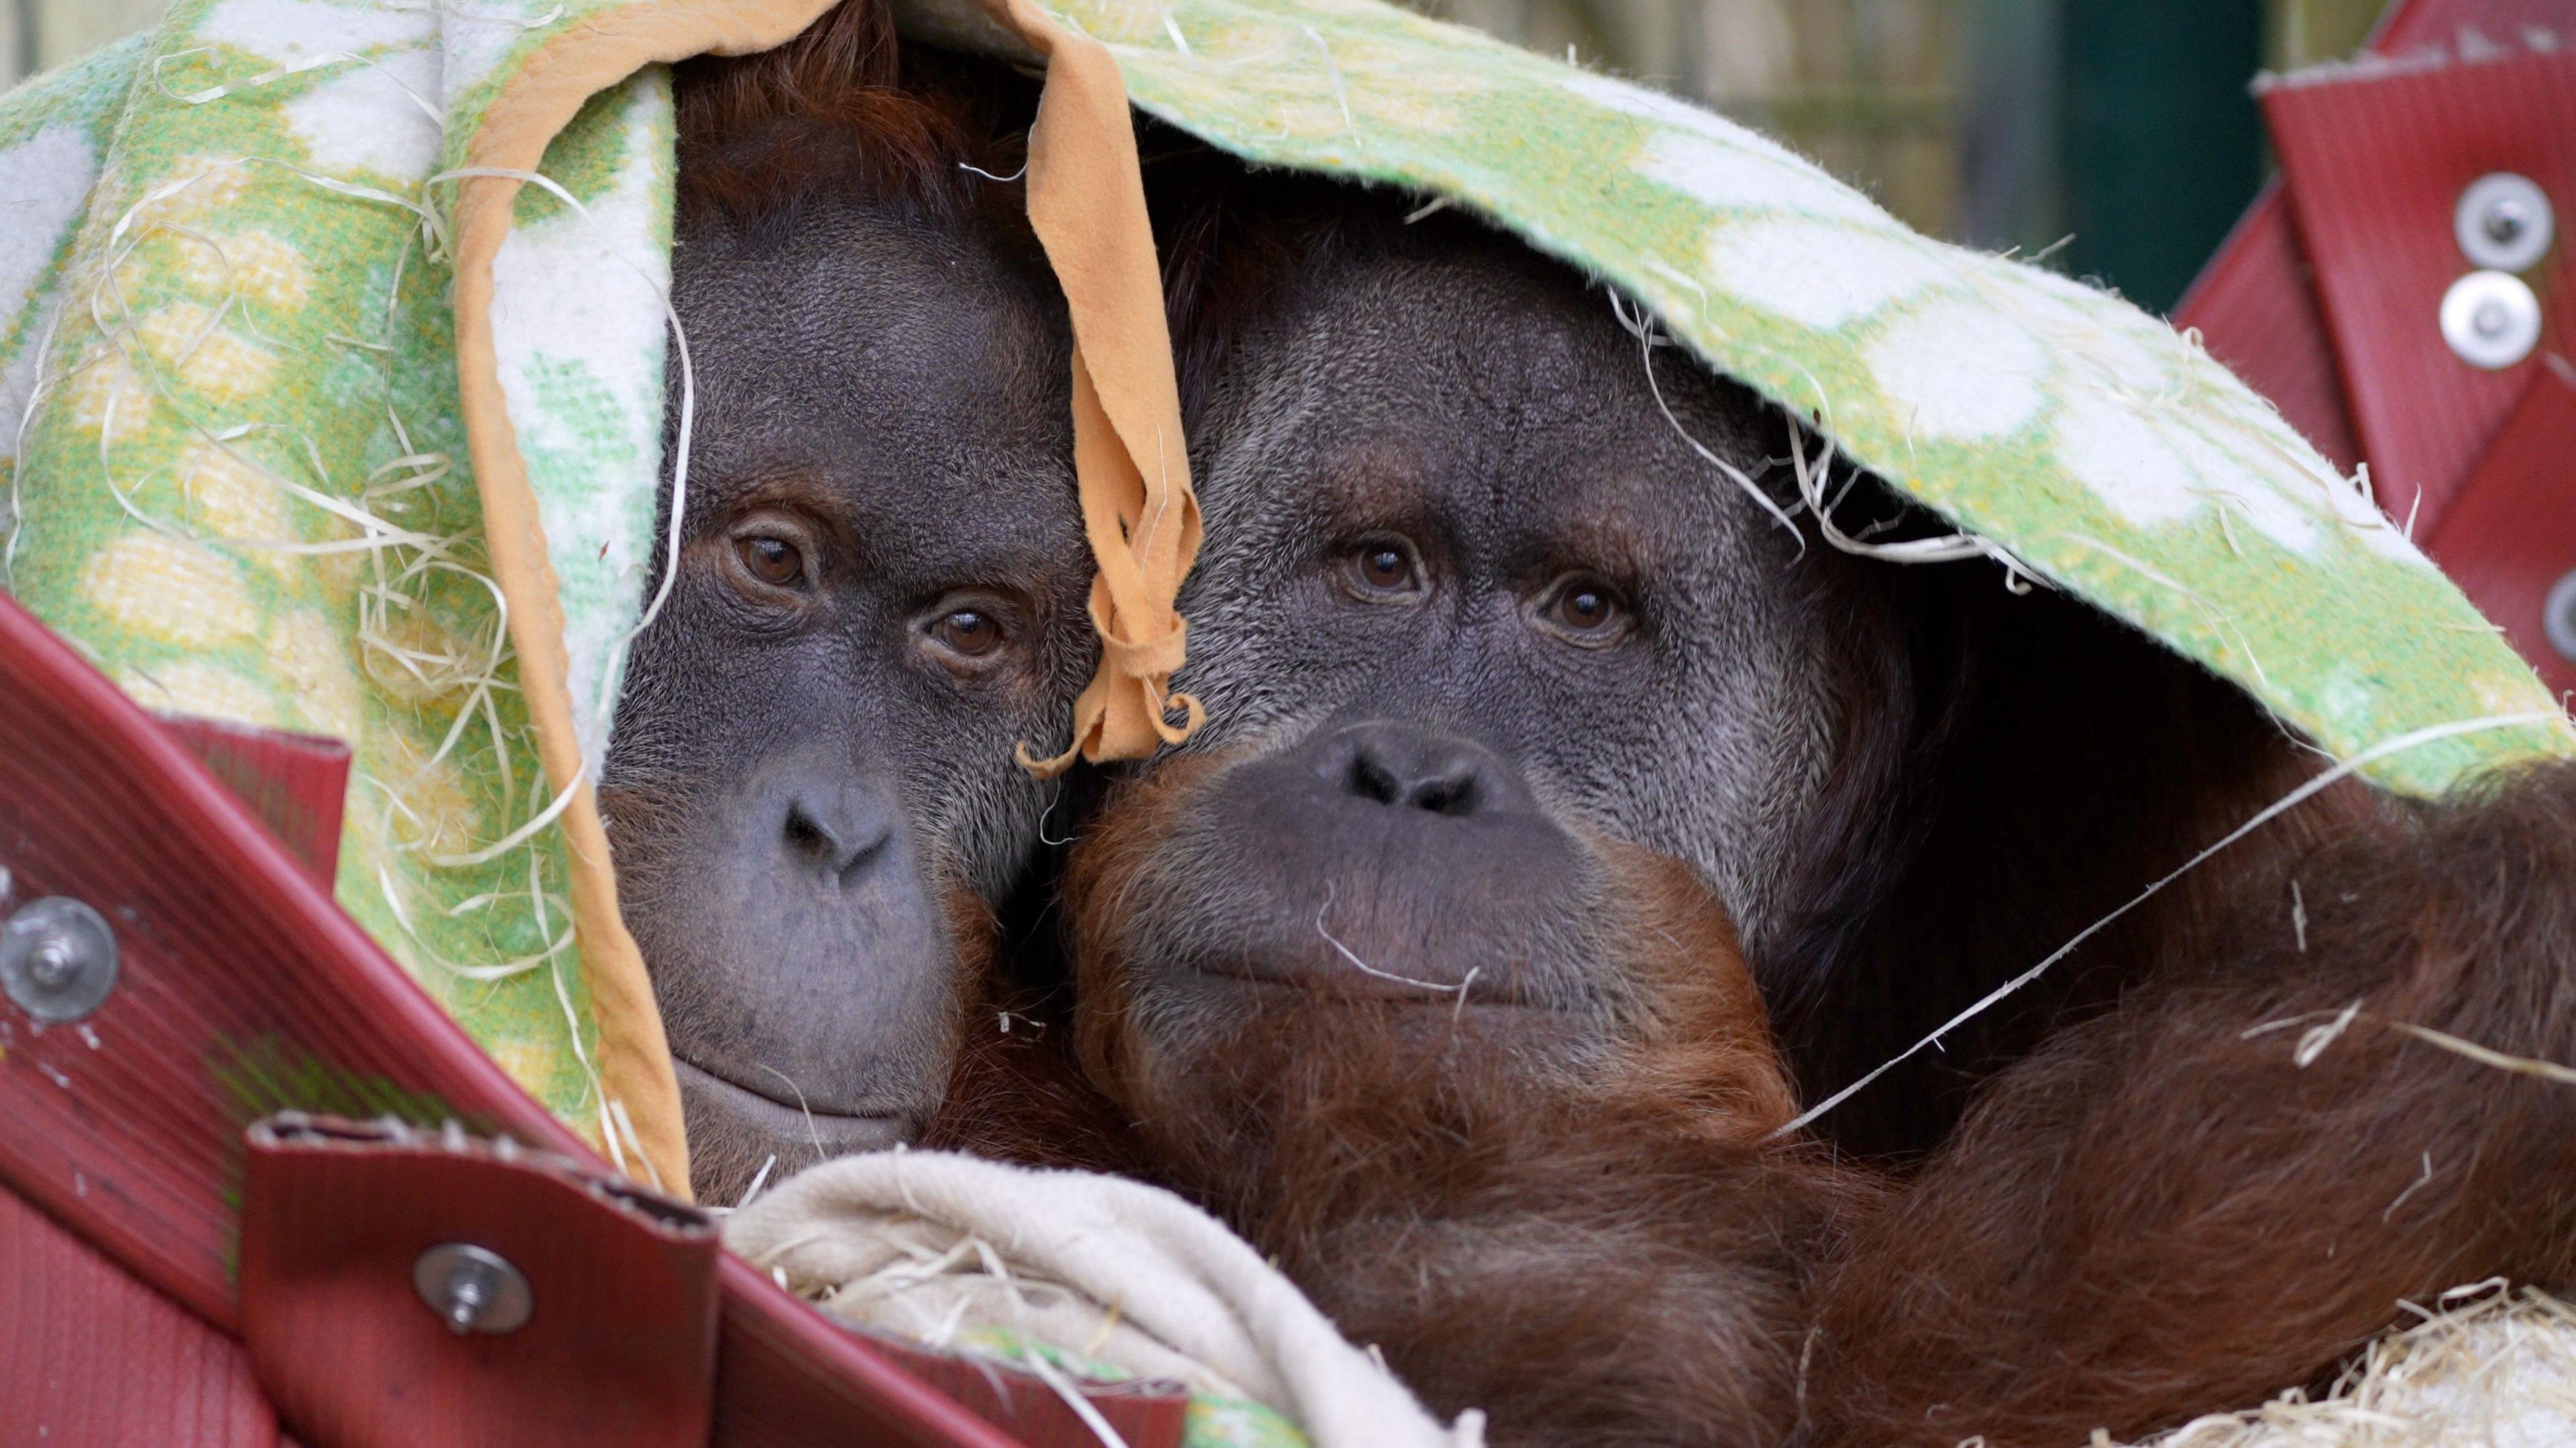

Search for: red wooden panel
xmin=2424 ymin=359 xmax=2576 ymax=695
xmin=0 ymin=1186 xmax=281 ymax=1448
xmin=2261 ymin=43 xmax=2575 ymax=534
xmin=154 ymin=716 xmax=350 ymax=889
xmin=2171 ymin=0 xmax=2575 ymax=482
xmin=0 ymin=590 xmax=587 ymax=1333
xmin=0 ymin=588 xmax=1187 ymax=1447
xmin=239 ymin=1116 xmax=720 ymax=1448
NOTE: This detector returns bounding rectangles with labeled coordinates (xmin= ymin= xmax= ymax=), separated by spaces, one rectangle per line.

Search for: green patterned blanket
xmin=0 ymin=5 xmax=685 ymax=1167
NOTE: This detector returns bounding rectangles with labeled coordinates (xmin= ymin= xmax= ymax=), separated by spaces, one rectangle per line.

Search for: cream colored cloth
xmin=724 ymin=1150 xmax=1484 ymax=1448
xmin=724 ymin=1152 xmax=2576 ymax=1448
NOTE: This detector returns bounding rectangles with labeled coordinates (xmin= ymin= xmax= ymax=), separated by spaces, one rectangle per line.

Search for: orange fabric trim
xmin=453 ymin=0 xmax=849 ymax=1203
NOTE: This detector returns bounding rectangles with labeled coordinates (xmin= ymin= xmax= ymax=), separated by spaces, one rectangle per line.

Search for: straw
xmin=2128 ymin=1285 xmax=2576 ymax=1448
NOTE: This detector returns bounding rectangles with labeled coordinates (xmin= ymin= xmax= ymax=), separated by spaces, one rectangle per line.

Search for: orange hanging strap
xmin=981 ymin=0 xmax=1204 ymax=775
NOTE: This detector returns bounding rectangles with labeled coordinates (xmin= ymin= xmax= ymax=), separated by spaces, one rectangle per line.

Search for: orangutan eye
xmin=931 ymin=608 xmax=1004 ymax=659
xmin=735 ymin=534 xmax=806 ymax=589
xmin=1540 ymin=577 xmax=1631 ymax=645
xmin=1343 ymin=537 xmax=1425 ymax=600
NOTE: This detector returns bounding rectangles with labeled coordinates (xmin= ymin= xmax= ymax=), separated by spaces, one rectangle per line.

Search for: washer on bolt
xmin=2455 ymin=172 xmax=2555 ymax=273
xmin=2440 ymin=270 xmax=2544 ymax=370
xmin=0 ymin=896 xmax=119 ymax=1024
xmin=413 ymin=1242 xmax=535 ymax=1335
xmin=2543 ymin=570 xmax=2576 ymax=665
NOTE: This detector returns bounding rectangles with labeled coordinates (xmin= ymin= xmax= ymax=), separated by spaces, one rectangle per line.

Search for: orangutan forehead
xmin=678 ymin=207 xmax=1063 ymax=428
xmin=1207 ymin=244 xmax=1784 ymax=584
xmin=684 ymin=461 xmax=1073 ymax=575
xmin=672 ymin=192 xmax=1075 ymax=577
xmin=1269 ymin=397 xmax=1780 ymax=592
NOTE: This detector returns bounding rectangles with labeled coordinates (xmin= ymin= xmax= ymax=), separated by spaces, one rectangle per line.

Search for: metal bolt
xmin=1 ymin=897 xmax=119 ymax=1024
xmin=2546 ymin=571 xmax=2576 ymax=665
xmin=2485 ymin=197 xmax=2531 ymax=246
xmin=412 ymin=1243 xmax=532 ymax=1335
xmin=2440 ymin=270 xmax=2543 ymax=370
xmin=26 ymin=940 xmax=73 ymax=989
xmin=444 ymin=1268 xmax=490 ymax=1330
xmin=2456 ymin=173 xmax=2555 ymax=272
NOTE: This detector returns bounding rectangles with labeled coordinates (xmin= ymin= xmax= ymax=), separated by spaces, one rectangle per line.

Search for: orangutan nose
xmin=782 ymin=787 xmax=895 ymax=881
xmin=1311 ymin=722 xmax=1539 ymax=819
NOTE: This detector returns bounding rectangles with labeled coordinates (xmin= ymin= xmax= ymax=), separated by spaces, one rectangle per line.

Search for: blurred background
xmin=0 ymin=1 xmax=166 ymax=91
xmin=1421 ymin=0 xmax=2389 ymax=309
xmin=0 ymin=0 xmax=2388 ymax=314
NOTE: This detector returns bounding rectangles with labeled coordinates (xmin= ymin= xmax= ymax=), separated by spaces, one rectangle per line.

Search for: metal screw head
xmin=2485 ymin=198 xmax=2531 ymax=245
xmin=412 ymin=1243 xmax=532 ymax=1335
xmin=27 ymin=940 xmax=74 ymax=987
xmin=2456 ymin=172 xmax=2555 ymax=272
xmin=1 ymin=897 xmax=119 ymax=1024
xmin=2545 ymin=571 xmax=2576 ymax=665
xmin=2440 ymin=270 xmax=2543 ymax=370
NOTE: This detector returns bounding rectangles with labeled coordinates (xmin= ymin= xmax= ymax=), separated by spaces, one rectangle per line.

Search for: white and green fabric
xmin=0 ymin=3 xmax=682 ymax=1141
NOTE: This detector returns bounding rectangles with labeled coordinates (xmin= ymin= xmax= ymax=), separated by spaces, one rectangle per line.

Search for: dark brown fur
xmin=1809 ymin=757 xmax=2576 ymax=1447
xmin=1027 ymin=745 xmax=2576 ymax=1447
xmin=921 ymin=979 xmax=1155 ymax=1178
xmin=1764 ymin=561 xmax=2384 ymax=1159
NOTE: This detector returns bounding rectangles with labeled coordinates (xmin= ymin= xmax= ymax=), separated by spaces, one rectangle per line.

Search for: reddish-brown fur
xmin=922 ymin=976 xmax=1155 ymax=1178
xmin=1059 ymin=750 xmax=1804 ymax=1151
xmin=1808 ymin=757 xmax=2576 ymax=1447
xmin=914 ymin=160 xmax=2576 ymax=1445
xmin=674 ymin=0 xmax=1030 ymax=232
xmin=1013 ymin=745 xmax=2576 ymax=1448
xmin=1046 ymin=752 xmax=1871 ymax=1448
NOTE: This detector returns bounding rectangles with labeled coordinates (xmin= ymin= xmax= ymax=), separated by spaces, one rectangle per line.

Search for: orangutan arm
xmin=1283 ymin=1136 xmax=1864 ymax=1448
xmin=1807 ymin=759 xmax=2576 ymax=1448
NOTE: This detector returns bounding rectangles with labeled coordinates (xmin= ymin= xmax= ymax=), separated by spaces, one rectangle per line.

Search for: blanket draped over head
xmin=0 ymin=1 xmax=2568 ymax=1437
